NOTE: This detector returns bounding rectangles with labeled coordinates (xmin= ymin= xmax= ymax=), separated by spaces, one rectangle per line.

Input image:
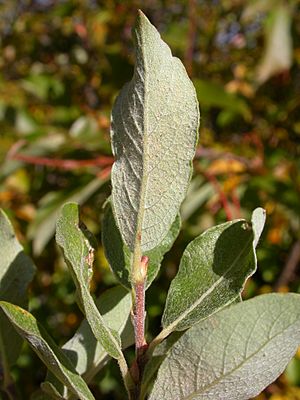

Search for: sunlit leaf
xmin=42 ymin=286 xmax=134 ymax=399
xmin=56 ymin=203 xmax=123 ymax=360
xmin=0 ymin=302 xmax=95 ymax=400
xmin=111 ymin=11 xmax=199 ymax=253
xmin=256 ymin=4 xmax=293 ymax=84
xmin=150 ymin=293 xmax=300 ymax=400
xmin=161 ymin=208 xmax=265 ymax=336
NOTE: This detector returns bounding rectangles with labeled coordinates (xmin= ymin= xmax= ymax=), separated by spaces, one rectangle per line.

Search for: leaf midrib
xmin=133 ymin=21 xmax=149 ymax=253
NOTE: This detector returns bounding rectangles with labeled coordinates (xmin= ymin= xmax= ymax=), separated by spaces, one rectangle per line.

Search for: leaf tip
xmin=252 ymin=207 xmax=266 ymax=248
xmin=135 ymin=9 xmax=154 ymax=34
xmin=61 ymin=201 xmax=79 ymax=215
xmin=137 ymin=9 xmax=145 ymax=18
xmin=251 ymin=207 xmax=266 ymax=247
xmin=57 ymin=202 xmax=80 ymax=229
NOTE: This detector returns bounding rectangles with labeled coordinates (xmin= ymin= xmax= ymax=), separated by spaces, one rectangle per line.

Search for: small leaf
xmin=193 ymin=78 xmax=251 ymax=121
xmin=256 ymin=3 xmax=293 ymax=84
xmin=252 ymin=207 xmax=266 ymax=248
xmin=162 ymin=209 xmax=265 ymax=335
xmin=43 ymin=286 xmax=134 ymax=399
xmin=111 ymin=11 xmax=199 ymax=253
xmin=0 ymin=302 xmax=95 ymax=400
xmin=56 ymin=203 xmax=123 ymax=360
xmin=180 ymin=176 xmax=214 ymax=221
xmin=149 ymin=293 xmax=300 ymax=400
xmin=29 ymin=177 xmax=107 ymax=256
xmin=0 ymin=209 xmax=36 ymax=377
xmin=102 ymin=201 xmax=181 ymax=289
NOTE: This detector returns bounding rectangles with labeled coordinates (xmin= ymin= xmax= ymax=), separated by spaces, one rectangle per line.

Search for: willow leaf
xmin=0 ymin=302 xmax=95 ymax=400
xmin=42 ymin=286 xmax=134 ymax=399
xmin=0 ymin=209 xmax=36 ymax=390
xmin=161 ymin=208 xmax=265 ymax=336
xmin=111 ymin=11 xmax=199 ymax=254
xmin=149 ymin=293 xmax=300 ymax=400
xmin=56 ymin=203 xmax=122 ymax=360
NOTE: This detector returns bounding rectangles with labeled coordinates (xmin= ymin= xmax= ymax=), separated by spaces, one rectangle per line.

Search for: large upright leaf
xmin=56 ymin=203 xmax=123 ymax=360
xmin=102 ymin=201 xmax=181 ymax=289
xmin=160 ymin=208 xmax=265 ymax=336
xmin=42 ymin=286 xmax=134 ymax=399
xmin=0 ymin=302 xmax=95 ymax=400
xmin=0 ymin=209 xmax=36 ymax=383
xmin=149 ymin=293 xmax=300 ymax=400
xmin=111 ymin=11 xmax=199 ymax=253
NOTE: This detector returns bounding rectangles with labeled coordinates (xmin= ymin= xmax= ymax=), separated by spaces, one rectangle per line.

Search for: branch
xmin=185 ymin=0 xmax=197 ymax=76
xmin=195 ymin=147 xmax=263 ymax=172
xmin=203 ymin=171 xmax=233 ymax=221
xmin=8 ymin=153 xmax=114 ymax=171
xmin=274 ymin=240 xmax=300 ymax=291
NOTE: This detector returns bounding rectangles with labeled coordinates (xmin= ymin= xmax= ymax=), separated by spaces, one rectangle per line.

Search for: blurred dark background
xmin=0 ymin=0 xmax=300 ymax=399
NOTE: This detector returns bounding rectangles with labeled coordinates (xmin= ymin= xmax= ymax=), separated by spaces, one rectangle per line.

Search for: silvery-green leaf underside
xmin=111 ymin=11 xmax=199 ymax=253
xmin=150 ymin=293 xmax=300 ymax=400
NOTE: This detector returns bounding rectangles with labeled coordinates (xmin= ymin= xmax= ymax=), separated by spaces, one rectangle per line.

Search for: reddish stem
xmin=231 ymin=187 xmax=241 ymax=219
xmin=131 ymin=256 xmax=149 ymax=399
xmin=9 ymin=153 xmax=114 ymax=170
xmin=97 ymin=165 xmax=112 ymax=180
xmin=204 ymin=172 xmax=233 ymax=220
xmin=134 ymin=256 xmax=148 ymax=360
xmin=185 ymin=0 xmax=197 ymax=76
xmin=134 ymin=281 xmax=146 ymax=358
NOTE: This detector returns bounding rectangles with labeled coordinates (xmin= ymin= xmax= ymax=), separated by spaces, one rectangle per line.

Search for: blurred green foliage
xmin=0 ymin=0 xmax=300 ymax=398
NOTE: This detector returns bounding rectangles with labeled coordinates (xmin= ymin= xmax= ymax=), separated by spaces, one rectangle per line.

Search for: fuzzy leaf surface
xmin=110 ymin=11 xmax=199 ymax=253
xmin=102 ymin=201 xmax=181 ymax=289
xmin=0 ymin=209 xmax=36 ymax=371
xmin=56 ymin=202 xmax=122 ymax=359
xmin=162 ymin=217 xmax=258 ymax=333
xmin=0 ymin=302 xmax=95 ymax=400
xmin=42 ymin=286 xmax=134 ymax=399
xmin=150 ymin=293 xmax=300 ymax=400
xmin=141 ymin=332 xmax=184 ymax=399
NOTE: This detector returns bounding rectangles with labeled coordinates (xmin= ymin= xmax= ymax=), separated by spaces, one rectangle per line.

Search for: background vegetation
xmin=0 ymin=0 xmax=299 ymax=398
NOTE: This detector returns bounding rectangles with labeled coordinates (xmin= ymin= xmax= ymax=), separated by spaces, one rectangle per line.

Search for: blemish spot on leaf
xmin=241 ymin=221 xmax=252 ymax=231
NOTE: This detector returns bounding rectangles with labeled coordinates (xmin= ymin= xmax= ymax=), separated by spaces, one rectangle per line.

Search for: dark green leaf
xmin=0 ymin=209 xmax=36 ymax=382
xmin=193 ymin=78 xmax=251 ymax=121
xmin=161 ymin=208 xmax=265 ymax=335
